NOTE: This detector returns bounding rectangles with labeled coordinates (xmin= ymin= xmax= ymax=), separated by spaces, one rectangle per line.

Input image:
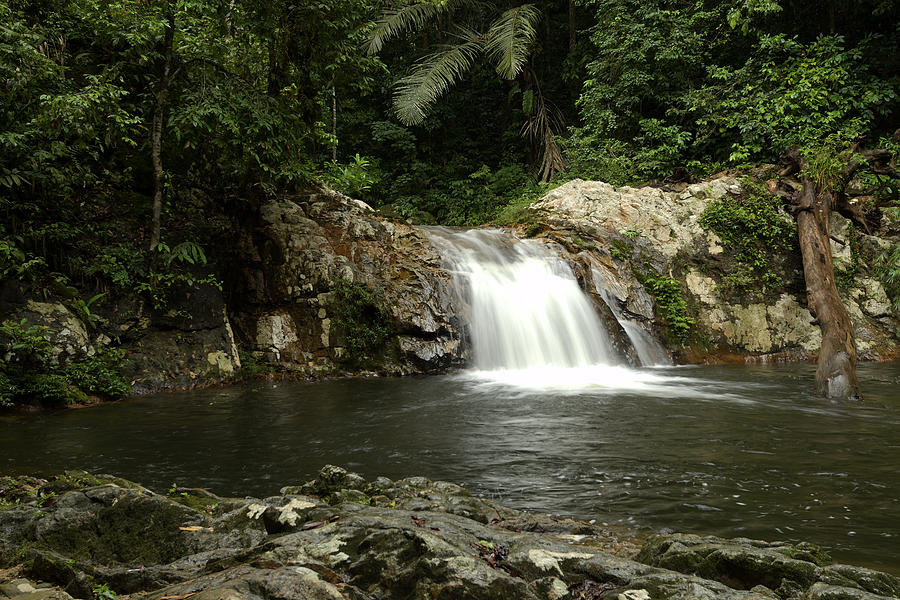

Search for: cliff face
xmin=529 ymin=177 xmax=900 ymax=363
xmin=223 ymin=188 xmax=465 ymax=376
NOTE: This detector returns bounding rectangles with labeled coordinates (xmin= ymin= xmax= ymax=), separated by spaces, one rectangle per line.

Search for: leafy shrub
xmin=0 ymin=319 xmax=129 ymax=407
xmin=323 ymin=154 xmax=379 ymax=198
xmin=639 ymin=272 xmax=694 ymax=344
xmin=330 ymin=280 xmax=394 ymax=369
xmin=65 ymin=348 xmax=130 ymax=398
xmin=698 ymin=182 xmax=798 ymax=296
xmin=877 ymin=244 xmax=900 ymax=313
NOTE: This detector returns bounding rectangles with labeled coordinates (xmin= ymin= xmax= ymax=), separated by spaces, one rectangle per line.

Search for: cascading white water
xmin=427 ymin=227 xmax=689 ymax=393
xmin=592 ymin=275 xmax=672 ymax=367
xmin=428 ymin=227 xmax=614 ymax=370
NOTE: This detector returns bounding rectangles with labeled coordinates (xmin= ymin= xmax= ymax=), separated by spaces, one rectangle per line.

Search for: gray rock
xmin=4 ymin=470 xmax=900 ymax=600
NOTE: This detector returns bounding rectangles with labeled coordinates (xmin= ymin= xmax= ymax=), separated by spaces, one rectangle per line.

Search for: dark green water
xmin=1 ymin=362 xmax=899 ymax=573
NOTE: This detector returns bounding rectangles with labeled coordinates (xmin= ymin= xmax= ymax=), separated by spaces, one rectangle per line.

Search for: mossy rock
xmin=30 ymin=487 xmax=206 ymax=566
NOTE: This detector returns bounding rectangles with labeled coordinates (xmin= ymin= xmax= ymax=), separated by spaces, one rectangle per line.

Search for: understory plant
xmin=638 ymin=271 xmax=694 ymax=344
xmin=877 ymin=244 xmax=900 ymax=312
xmin=698 ymin=181 xmax=798 ymax=297
xmin=0 ymin=318 xmax=129 ymax=407
xmin=329 ymin=279 xmax=394 ymax=369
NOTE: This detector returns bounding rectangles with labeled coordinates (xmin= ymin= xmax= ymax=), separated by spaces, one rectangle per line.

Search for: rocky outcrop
xmin=2 ymin=469 xmax=898 ymax=600
xmin=225 ymin=188 xmax=464 ymax=375
xmin=529 ymin=178 xmax=900 ymax=362
xmin=0 ymin=283 xmax=242 ymax=396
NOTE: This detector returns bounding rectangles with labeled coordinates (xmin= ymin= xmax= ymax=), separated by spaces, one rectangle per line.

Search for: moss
xmin=34 ymin=493 xmax=199 ymax=565
xmin=834 ymin=222 xmax=861 ymax=289
xmin=776 ymin=542 xmax=832 ymax=567
xmin=235 ymin=348 xmax=278 ymax=378
xmin=697 ymin=548 xmax=819 ymax=591
xmin=638 ymin=270 xmax=694 ymax=344
xmin=167 ymin=489 xmax=223 ymax=515
xmin=610 ymin=239 xmax=631 ymax=261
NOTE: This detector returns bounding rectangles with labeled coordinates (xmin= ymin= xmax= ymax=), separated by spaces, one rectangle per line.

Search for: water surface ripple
xmin=1 ymin=362 xmax=898 ymax=573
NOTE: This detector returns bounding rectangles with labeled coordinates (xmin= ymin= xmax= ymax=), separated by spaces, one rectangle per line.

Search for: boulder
xmin=227 ymin=188 xmax=464 ymax=375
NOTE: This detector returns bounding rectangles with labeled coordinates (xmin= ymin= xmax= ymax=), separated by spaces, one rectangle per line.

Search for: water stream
xmin=428 ymin=227 xmax=614 ymax=370
xmin=1 ymin=365 xmax=898 ymax=573
xmin=427 ymin=227 xmax=677 ymax=391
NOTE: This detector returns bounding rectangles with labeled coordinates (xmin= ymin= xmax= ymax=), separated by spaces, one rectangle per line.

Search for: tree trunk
xmin=331 ymin=81 xmax=338 ymax=162
xmin=775 ymin=140 xmax=899 ymax=400
xmin=794 ymin=177 xmax=860 ymax=399
xmin=151 ymin=1 xmax=176 ymax=255
xmin=568 ymin=0 xmax=576 ymax=51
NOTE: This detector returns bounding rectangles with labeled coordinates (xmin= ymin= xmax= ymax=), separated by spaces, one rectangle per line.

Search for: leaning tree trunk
xmin=774 ymin=139 xmax=898 ymax=400
xmin=794 ymin=177 xmax=859 ymax=399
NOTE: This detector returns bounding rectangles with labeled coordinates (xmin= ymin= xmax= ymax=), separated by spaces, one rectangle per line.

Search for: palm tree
xmin=365 ymin=1 xmax=565 ymax=181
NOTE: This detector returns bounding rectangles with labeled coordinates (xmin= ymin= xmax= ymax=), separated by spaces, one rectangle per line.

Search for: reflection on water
xmin=1 ymin=362 xmax=899 ymax=574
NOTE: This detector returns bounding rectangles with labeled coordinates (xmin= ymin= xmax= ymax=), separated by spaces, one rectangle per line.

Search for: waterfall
xmin=591 ymin=269 xmax=672 ymax=367
xmin=425 ymin=227 xmax=718 ymax=395
xmin=427 ymin=228 xmax=615 ymax=371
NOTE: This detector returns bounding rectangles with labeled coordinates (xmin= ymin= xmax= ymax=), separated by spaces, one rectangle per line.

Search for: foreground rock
xmin=2 ymin=468 xmax=897 ymax=600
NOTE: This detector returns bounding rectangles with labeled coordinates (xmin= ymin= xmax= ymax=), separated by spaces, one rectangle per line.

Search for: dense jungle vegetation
xmin=1 ymin=0 xmax=898 ymax=404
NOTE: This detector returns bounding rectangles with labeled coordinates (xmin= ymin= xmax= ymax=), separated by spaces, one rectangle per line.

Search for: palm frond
xmin=364 ymin=3 xmax=443 ymax=56
xmin=521 ymin=75 xmax=566 ymax=182
xmin=393 ymin=30 xmax=483 ymax=125
xmin=485 ymin=4 xmax=541 ymax=80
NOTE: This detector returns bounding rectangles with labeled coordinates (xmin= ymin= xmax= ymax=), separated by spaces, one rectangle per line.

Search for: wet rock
xmin=7 ymin=301 xmax=94 ymax=363
xmin=3 ymin=469 xmax=899 ymax=600
xmin=0 ymin=578 xmax=74 ymax=600
xmin=229 ymin=188 xmax=464 ymax=375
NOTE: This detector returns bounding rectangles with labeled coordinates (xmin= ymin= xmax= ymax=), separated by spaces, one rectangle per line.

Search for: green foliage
xmin=388 ymin=163 xmax=539 ymax=226
xmin=92 ymin=584 xmax=118 ymax=600
xmin=0 ymin=316 xmax=87 ymax=405
xmin=0 ymin=319 xmax=129 ymax=408
xmin=371 ymin=2 xmax=541 ymax=125
xmin=0 ymin=232 xmax=45 ymax=281
xmin=236 ymin=348 xmax=277 ymax=379
xmin=876 ymin=244 xmax=900 ymax=313
xmin=609 ymin=239 xmax=630 ymax=262
xmin=703 ymin=35 xmax=896 ymax=164
xmin=70 ymin=293 xmax=106 ymax=330
xmin=572 ymin=0 xmax=899 ymax=180
xmin=154 ymin=241 xmax=207 ymax=268
xmin=65 ymin=348 xmax=130 ymax=398
xmin=639 ymin=271 xmax=694 ymax=344
xmin=330 ymin=280 xmax=394 ymax=369
xmin=698 ymin=183 xmax=798 ymax=297
xmin=323 ymin=154 xmax=380 ymax=198
xmin=394 ymin=32 xmax=484 ymax=126
xmin=0 ymin=319 xmax=54 ymax=369
xmin=70 ymin=243 xmax=146 ymax=292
